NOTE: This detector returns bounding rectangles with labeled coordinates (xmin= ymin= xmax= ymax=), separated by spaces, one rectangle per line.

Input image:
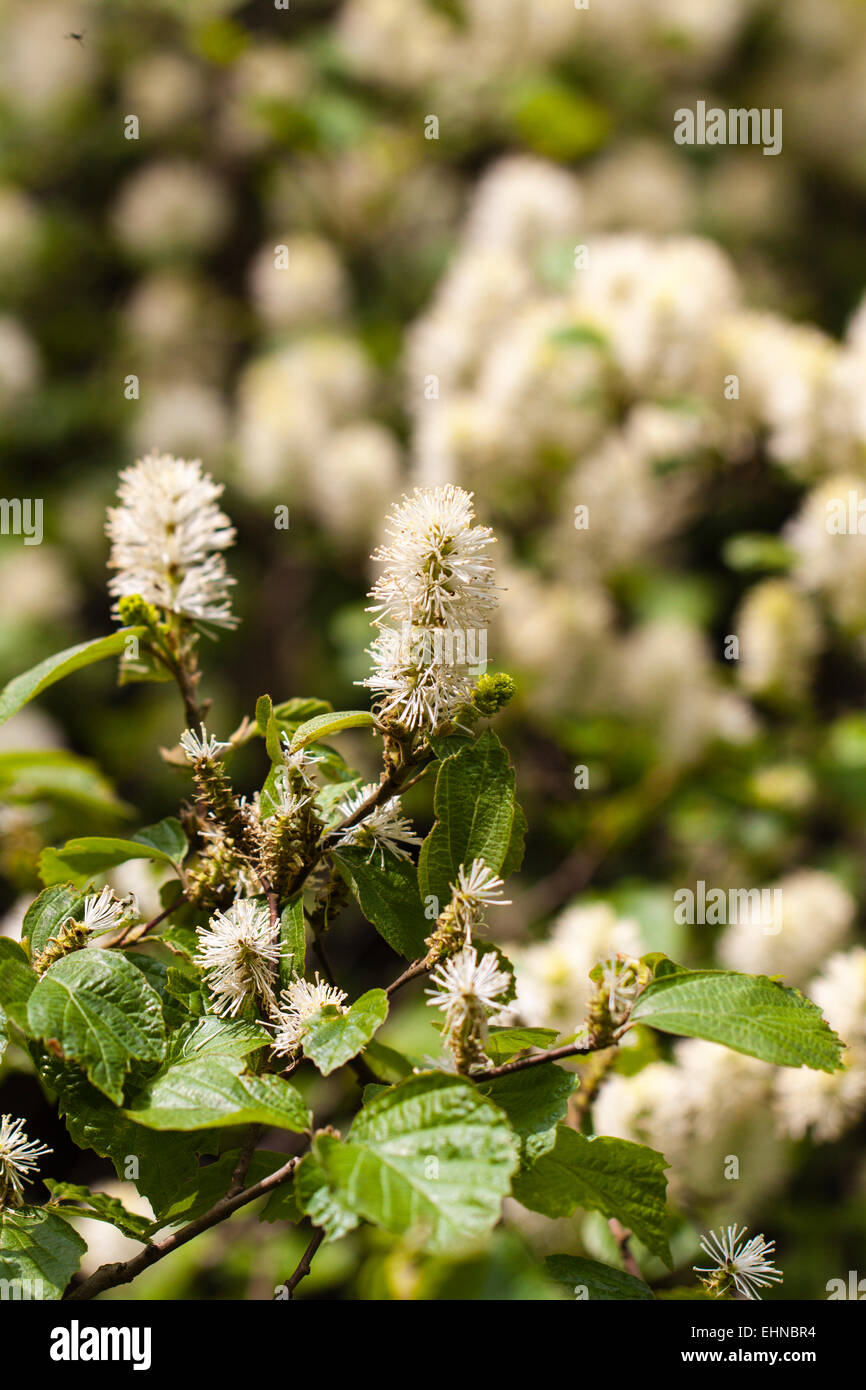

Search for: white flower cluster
xmin=718 ymin=869 xmax=854 ymax=986
xmin=402 ymin=153 xmax=866 ymax=744
xmin=426 ymin=944 xmax=511 ymax=1071
xmin=194 ymin=898 xmax=280 ymax=1019
xmin=271 ymin=974 xmax=348 ymax=1058
xmin=694 ymin=1224 xmax=783 ymax=1300
xmin=106 ymin=451 xmax=237 ymax=629
xmin=333 ymin=783 xmax=421 ymax=865
xmin=0 ymin=1115 xmax=51 ymax=1209
xmin=361 ymin=485 xmax=499 ymax=732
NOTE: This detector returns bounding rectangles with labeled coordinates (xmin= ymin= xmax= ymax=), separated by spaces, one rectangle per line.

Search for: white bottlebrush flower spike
xmin=180 ymin=723 xmax=231 ymax=764
xmin=280 ymin=734 xmax=321 ymax=785
xmin=271 ymin=973 xmax=348 ymax=1057
xmin=0 ymin=1115 xmax=52 ymax=1209
xmin=106 ymin=451 xmax=237 ymax=628
xmin=369 ymin=485 xmax=498 ymax=630
xmin=333 ymin=783 xmax=422 ymax=864
xmin=360 ymin=485 xmax=499 ymax=732
xmin=252 ymin=770 xmax=311 ymax=822
xmin=195 ymin=898 xmax=280 ymax=1018
xmin=450 ymin=858 xmax=511 ymax=935
xmin=427 ymin=944 xmax=512 ymax=1024
xmin=694 ymin=1224 xmax=783 ymax=1300
xmin=80 ymin=886 xmax=131 ymax=935
xmin=362 ymin=636 xmax=478 ymax=732
xmin=426 ymin=943 xmax=511 ymax=1071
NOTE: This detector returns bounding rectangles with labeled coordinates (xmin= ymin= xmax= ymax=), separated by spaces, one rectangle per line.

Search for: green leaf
xmin=419 ymin=730 xmax=518 ymax=904
xmin=311 ymin=1071 xmax=519 ymax=1253
xmin=477 ymin=1063 xmax=575 ymax=1165
xmin=485 ymin=1026 xmax=559 ymax=1061
xmin=162 ymin=1150 xmax=291 ymax=1227
xmin=363 ymin=1037 xmax=414 ymax=1083
xmin=513 ymin=1128 xmax=671 ymax=1266
xmin=39 ymin=832 xmax=185 ymax=887
xmin=22 ymin=884 xmax=88 ymax=956
xmin=0 ymin=1206 xmax=86 ymax=1300
xmin=545 ymin=1254 xmax=654 ymax=1301
xmin=125 ymin=1054 xmax=311 ymax=1132
xmin=332 ymin=846 xmax=429 ymax=959
xmin=0 ymin=749 xmax=129 ymax=817
xmin=28 ymin=951 xmax=166 ymax=1104
xmin=279 ymin=894 xmax=306 ymax=991
xmin=500 ymin=800 xmax=528 ymax=879
xmin=132 ymin=817 xmax=187 ymax=866
xmin=0 ymin=628 xmax=147 ymax=727
xmin=44 ymin=1057 xmax=208 ymax=1216
xmin=630 ymin=968 xmax=845 ymax=1072
xmin=273 ymin=697 xmax=333 ymax=722
xmin=0 ymin=938 xmax=37 ymax=1031
xmin=125 ymin=953 xmax=189 ymax=1029
xmin=44 ymin=1182 xmax=154 ymax=1242
xmin=302 ymin=989 xmax=389 ymax=1076
xmin=254 ymin=694 xmax=284 ymax=762
xmin=163 ymin=1016 xmax=270 ymax=1066
xmin=164 ymin=963 xmax=209 ymax=1017
xmin=414 ymin=1231 xmax=567 ymax=1301
xmin=289 ymin=709 xmax=375 ymax=751
xmin=293 ymin=1152 xmax=359 ymax=1241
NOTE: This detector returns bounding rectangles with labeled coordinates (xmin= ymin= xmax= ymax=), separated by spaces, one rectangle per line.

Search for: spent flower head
xmin=694 ymin=1224 xmax=783 ymax=1300
xmin=0 ymin=1115 xmax=52 ymax=1209
xmin=195 ymin=897 xmax=280 ymax=1018
xmin=106 ymin=451 xmax=237 ymax=629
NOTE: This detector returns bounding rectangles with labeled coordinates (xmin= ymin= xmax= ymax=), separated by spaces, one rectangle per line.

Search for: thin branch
xmin=64 ymin=1151 xmax=304 ymax=1301
xmin=279 ymin=1227 xmax=325 ymax=1300
xmin=226 ymin=1125 xmax=263 ymax=1198
xmin=113 ymin=892 xmax=188 ymax=948
xmin=385 ymin=959 xmax=429 ymax=997
xmin=475 ymin=1037 xmax=601 ymax=1081
xmin=609 ymin=1218 xmax=645 ymax=1284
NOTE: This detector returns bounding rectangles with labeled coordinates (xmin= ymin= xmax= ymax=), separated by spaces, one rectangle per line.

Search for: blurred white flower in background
xmin=503 ymin=901 xmax=644 ymax=1032
xmin=718 ymin=869 xmax=854 ymax=985
xmin=235 ymin=335 xmax=374 ymax=501
xmin=247 ymin=235 xmax=350 ymax=330
xmin=0 ymin=1 xmax=94 ymax=118
xmin=128 ymin=381 xmax=229 ymax=461
xmin=112 ymin=160 xmax=231 ymax=261
xmin=0 ymin=315 xmax=41 ymax=407
xmin=787 ymin=474 xmax=866 ymax=634
xmin=615 ymin=620 xmax=757 ymax=765
xmin=309 ymin=423 xmax=400 ymax=546
xmin=774 ymin=947 xmax=866 ymax=1141
xmin=735 ymin=579 xmax=822 ymax=702
xmin=0 ymin=185 xmax=44 ymax=289
xmin=121 ymin=52 xmax=206 ymax=135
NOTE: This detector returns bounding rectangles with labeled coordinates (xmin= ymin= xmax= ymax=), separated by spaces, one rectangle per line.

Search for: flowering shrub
xmin=0 ymin=467 xmax=846 ymax=1300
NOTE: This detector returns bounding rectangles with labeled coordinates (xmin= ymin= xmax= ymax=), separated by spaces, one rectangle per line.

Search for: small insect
xmin=65 ymin=30 xmax=85 ymax=45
